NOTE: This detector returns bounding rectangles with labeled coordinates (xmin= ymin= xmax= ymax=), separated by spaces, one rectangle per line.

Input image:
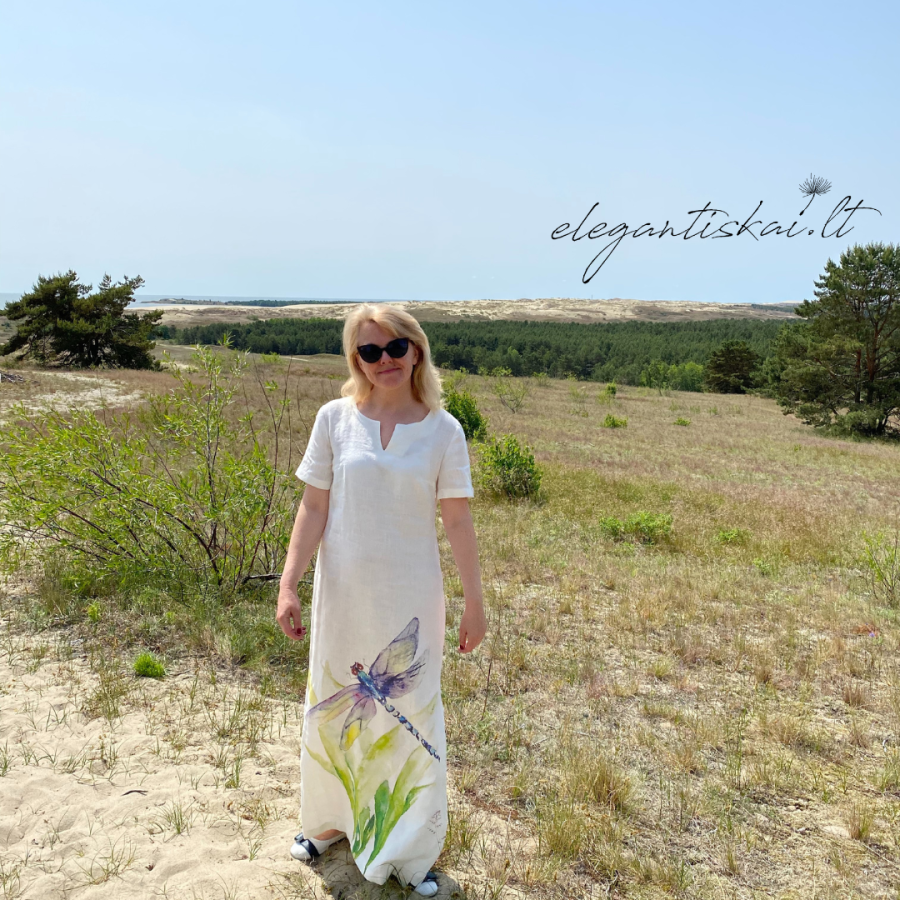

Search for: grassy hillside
xmin=2 ymin=354 xmax=899 ymax=898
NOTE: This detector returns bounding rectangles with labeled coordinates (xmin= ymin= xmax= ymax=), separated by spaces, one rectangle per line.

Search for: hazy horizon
xmin=0 ymin=291 xmax=803 ymax=311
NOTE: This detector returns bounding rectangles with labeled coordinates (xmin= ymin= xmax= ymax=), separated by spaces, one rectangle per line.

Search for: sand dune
xmin=134 ymin=297 xmax=800 ymax=329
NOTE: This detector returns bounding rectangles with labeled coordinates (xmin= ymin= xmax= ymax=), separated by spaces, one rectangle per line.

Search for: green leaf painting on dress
xmin=303 ymin=680 xmax=439 ymax=866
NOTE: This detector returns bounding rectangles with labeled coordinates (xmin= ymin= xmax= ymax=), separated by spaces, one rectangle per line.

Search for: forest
xmin=159 ymin=317 xmax=787 ymax=385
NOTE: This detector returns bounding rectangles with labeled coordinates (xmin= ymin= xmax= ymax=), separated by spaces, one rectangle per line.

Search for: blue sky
xmin=2 ymin=0 xmax=897 ymax=303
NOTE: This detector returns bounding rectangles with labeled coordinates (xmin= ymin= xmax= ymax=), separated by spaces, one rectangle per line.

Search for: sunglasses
xmin=356 ymin=337 xmax=410 ymax=364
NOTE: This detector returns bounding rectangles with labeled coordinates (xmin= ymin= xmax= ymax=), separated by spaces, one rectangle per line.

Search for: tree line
xmin=159 ymin=317 xmax=785 ymax=386
xmin=5 ymin=242 xmax=899 ymax=436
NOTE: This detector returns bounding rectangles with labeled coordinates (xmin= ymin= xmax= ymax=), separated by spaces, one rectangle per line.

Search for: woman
xmin=276 ymin=304 xmax=486 ymax=896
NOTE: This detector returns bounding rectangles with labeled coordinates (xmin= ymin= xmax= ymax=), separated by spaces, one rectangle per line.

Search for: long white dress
xmin=295 ymin=396 xmax=473 ymax=887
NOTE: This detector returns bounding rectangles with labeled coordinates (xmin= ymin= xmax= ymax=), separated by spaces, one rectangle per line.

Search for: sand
xmin=134 ymin=297 xmax=800 ymax=329
xmin=1 ymin=576 xmax=514 ymax=899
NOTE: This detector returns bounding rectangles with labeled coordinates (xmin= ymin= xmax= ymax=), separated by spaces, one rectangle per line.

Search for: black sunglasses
xmin=356 ymin=337 xmax=410 ymax=364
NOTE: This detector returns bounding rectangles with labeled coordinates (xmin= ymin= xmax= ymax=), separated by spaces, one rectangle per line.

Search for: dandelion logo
xmin=799 ymin=174 xmax=832 ymax=215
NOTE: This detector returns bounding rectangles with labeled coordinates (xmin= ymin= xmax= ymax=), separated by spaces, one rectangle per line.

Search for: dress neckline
xmin=352 ymin=401 xmax=436 ymax=453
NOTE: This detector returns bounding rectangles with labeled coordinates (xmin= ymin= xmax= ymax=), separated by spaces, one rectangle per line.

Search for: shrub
xmin=674 ymin=417 xmax=691 ymax=426
xmin=602 ymin=414 xmax=628 ymax=428
xmin=0 ymin=345 xmax=303 ymax=599
xmin=133 ymin=652 xmax=166 ymax=679
xmin=861 ymin=530 xmax=899 ymax=608
xmin=443 ymin=383 xmax=488 ymax=441
xmin=600 ymin=512 xmax=672 ymax=544
xmin=488 ymin=367 xmax=530 ymax=414
xmin=598 ymin=517 xmax=624 ymax=540
xmin=476 ymin=435 xmax=542 ymax=499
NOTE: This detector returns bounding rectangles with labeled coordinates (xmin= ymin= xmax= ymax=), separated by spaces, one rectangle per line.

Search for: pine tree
xmin=1 ymin=271 xmax=163 ymax=369
xmin=704 ymin=340 xmax=760 ymax=393
xmin=773 ymin=243 xmax=900 ymax=436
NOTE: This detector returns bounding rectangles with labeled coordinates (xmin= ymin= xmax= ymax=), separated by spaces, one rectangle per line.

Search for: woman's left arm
xmin=440 ymin=497 xmax=487 ymax=653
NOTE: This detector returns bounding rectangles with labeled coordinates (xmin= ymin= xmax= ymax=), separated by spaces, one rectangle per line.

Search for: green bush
xmin=476 ymin=434 xmax=542 ymax=499
xmin=443 ymin=383 xmax=488 ymax=441
xmin=716 ymin=527 xmax=750 ymax=545
xmin=600 ymin=512 xmax=672 ymax=544
xmin=674 ymin=417 xmax=691 ymax=427
xmin=0 ymin=345 xmax=302 ymax=599
xmin=602 ymin=414 xmax=628 ymax=428
xmin=133 ymin=652 xmax=166 ymax=679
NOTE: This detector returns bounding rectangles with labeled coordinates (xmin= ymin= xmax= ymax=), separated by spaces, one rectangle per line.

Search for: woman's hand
xmin=276 ymin=486 xmax=329 ymax=642
xmin=440 ymin=497 xmax=486 ymax=654
xmin=276 ymin=589 xmax=307 ymax=640
xmin=458 ymin=603 xmax=487 ymax=654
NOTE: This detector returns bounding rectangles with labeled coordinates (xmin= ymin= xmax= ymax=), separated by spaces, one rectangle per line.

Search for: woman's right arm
xmin=276 ymin=484 xmax=330 ymax=640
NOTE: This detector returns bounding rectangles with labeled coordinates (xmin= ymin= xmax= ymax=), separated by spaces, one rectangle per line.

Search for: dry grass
xmin=435 ymin=373 xmax=900 ymax=897
xmin=3 ymin=352 xmax=900 ymax=898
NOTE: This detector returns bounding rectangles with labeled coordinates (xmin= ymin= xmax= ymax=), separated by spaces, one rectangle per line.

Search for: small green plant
xmin=846 ymin=800 xmax=875 ymax=843
xmin=476 ymin=434 xmax=542 ymax=499
xmin=598 ymin=516 xmax=624 ymax=540
xmin=259 ymin=351 xmax=282 ymax=364
xmin=598 ymin=382 xmax=618 ymax=406
xmin=533 ymin=372 xmax=550 ymax=387
xmin=488 ymin=367 xmax=530 ymax=414
xmin=442 ymin=383 xmax=488 ymax=441
xmin=602 ymin=414 xmax=628 ymax=428
xmin=567 ymin=375 xmax=588 ymax=416
xmin=716 ymin=528 xmax=750 ymax=546
xmin=85 ymin=602 xmax=101 ymax=623
xmin=861 ymin=529 xmax=899 ymax=608
xmin=133 ymin=652 xmax=166 ymax=679
xmin=600 ymin=512 xmax=672 ymax=544
xmin=674 ymin=417 xmax=691 ymax=426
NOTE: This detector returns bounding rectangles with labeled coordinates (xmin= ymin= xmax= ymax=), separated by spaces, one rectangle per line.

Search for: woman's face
xmin=355 ymin=320 xmax=421 ymax=392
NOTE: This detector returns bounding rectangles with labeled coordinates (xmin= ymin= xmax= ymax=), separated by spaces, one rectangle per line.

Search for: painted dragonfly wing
xmin=307 ymin=683 xmax=363 ymax=724
xmin=379 ymin=650 xmax=429 ymax=699
xmin=368 ymin=617 xmax=419 ymax=685
xmin=340 ymin=694 xmax=377 ymax=750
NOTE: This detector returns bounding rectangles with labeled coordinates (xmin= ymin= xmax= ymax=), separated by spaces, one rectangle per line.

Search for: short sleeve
xmin=437 ymin=420 xmax=474 ymax=500
xmin=296 ymin=404 xmax=334 ymax=490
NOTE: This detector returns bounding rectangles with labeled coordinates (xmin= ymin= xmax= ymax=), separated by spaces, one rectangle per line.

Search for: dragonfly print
xmin=306 ymin=617 xmax=440 ymax=761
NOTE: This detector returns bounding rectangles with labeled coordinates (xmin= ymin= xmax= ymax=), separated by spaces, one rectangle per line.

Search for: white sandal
xmin=413 ymin=871 xmax=439 ymax=897
xmin=290 ymin=832 xmax=343 ymax=861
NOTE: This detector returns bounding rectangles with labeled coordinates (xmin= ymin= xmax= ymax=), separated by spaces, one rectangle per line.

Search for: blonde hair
xmin=341 ymin=304 xmax=442 ymax=411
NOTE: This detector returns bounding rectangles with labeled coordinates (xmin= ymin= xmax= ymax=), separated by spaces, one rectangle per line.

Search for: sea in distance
xmin=0 ymin=293 xmax=411 ymax=310
xmin=127 ymin=295 xmax=411 ymax=309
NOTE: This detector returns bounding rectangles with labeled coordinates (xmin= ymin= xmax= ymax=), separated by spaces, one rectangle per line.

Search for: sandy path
xmin=0 ymin=597 xmax=472 ymax=899
xmin=0 ymin=372 xmax=146 ymax=428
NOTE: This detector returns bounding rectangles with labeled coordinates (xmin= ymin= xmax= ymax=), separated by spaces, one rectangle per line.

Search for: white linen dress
xmin=295 ymin=396 xmax=473 ymax=887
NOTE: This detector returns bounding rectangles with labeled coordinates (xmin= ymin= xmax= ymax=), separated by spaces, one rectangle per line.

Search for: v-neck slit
xmin=354 ymin=403 xmax=435 ymax=454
